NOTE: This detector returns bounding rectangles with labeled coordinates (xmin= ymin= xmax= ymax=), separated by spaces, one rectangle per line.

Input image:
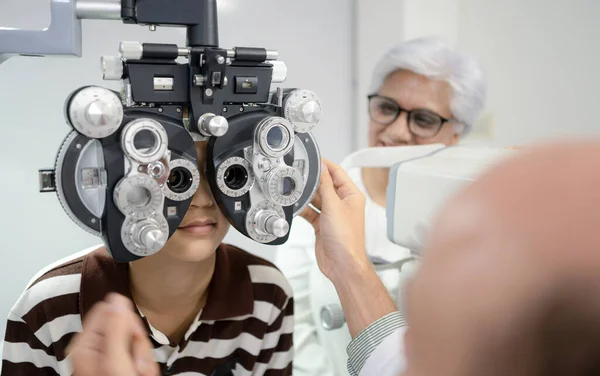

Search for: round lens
xmin=369 ymin=96 xmax=398 ymax=125
xmin=167 ymin=167 xmax=193 ymax=194
xmin=133 ymin=129 xmax=159 ymax=156
xmin=224 ymin=165 xmax=249 ymax=191
xmin=126 ymin=186 xmax=151 ymax=207
xmin=279 ymin=176 xmax=296 ymax=196
xmin=410 ymin=110 xmax=443 ymax=138
xmin=266 ymin=126 xmax=287 ymax=150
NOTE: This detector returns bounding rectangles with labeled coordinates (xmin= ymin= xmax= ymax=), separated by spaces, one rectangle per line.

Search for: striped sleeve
xmin=1 ymin=261 xmax=83 ymax=376
xmin=346 ymin=311 xmax=406 ymax=376
xmin=1 ymin=311 xmax=60 ymax=376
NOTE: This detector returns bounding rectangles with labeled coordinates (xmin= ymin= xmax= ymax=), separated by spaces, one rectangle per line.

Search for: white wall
xmin=0 ymin=0 xmax=353 ymax=347
xmin=458 ymin=0 xmax=600 ymax=145
xmin=354 ymin=0 xmax=600 ymax=148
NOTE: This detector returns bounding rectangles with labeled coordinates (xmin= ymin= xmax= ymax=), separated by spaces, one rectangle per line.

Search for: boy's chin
xmin=162 ymin=233 xmax=223 ymax=262
xmin=168 ymin=239 xmax=219 ymax=262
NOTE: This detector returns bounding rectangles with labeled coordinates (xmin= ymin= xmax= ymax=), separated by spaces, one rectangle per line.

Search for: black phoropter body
xmin=22 ymin=0 xmax=323 ymax=262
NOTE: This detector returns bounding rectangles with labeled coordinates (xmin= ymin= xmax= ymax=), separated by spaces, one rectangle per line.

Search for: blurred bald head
xmin=405 ymin=140 xmax=600 ymax=376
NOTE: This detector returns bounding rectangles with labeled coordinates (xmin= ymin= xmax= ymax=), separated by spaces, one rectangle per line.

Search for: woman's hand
xmin=66 ymin=293 xmax=159 ymax=376
xmin=301 ymin=159 xmax=370 ymax=282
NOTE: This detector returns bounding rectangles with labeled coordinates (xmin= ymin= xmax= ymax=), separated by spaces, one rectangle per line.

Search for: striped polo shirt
xmin=1 ymin=244 xmax=294 ymax=376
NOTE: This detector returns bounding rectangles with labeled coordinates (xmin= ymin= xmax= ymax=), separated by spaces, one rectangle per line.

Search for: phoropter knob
xmin=271 ymin=61 xmax=288 ymax=84
xmin=320 ymin=304 xmax=346 ymax=330
xmin=283 ymin=89 xmax=322 ymax=133
xmin=66 ymin=86 xmax=124 ymax=139
xmin=255 ymin=210 xmax=289 ymax=238
xmin=134 ymin=220 xmax=167 ymax=253
xmin=197 ymin=113 xmax=229 ymax=137
xmin=122 ymin=215 xmax=169 ymax=257
xmin=119 ymin=41 xmax=143 ymax=60
xmin=296 ymin=100 xmax=322 ymax=123
xmin=265 ymin=216 xmax=289 ymax=238
xmin=101 ymin=56 xmax=124 ymax=80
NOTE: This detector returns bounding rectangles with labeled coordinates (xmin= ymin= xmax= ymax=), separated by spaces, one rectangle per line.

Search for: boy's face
xmin=160 ymin=141 xmax=230 ymax=261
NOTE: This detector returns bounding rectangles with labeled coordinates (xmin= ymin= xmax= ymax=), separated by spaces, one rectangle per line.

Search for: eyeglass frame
xmin=367 ymin=94 xmax=457 ymax=139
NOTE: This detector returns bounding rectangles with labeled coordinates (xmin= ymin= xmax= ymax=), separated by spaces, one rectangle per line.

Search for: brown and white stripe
xmin=1 ymin=244 xmax=294 ymax=376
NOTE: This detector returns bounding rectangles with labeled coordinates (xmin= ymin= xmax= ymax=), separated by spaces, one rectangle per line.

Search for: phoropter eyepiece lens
xmin=168 ymin=167 xmax=193 ymax=194
xmin=133 ymin=129 xmax=156 ymax=149
xmin=215 ymin=157 xmax=254 ymax=198
xmin=266 ymin=126 xmax=286 ymax=151
xmin=163 ymin=159 xmax=200 ymax=202
xmin=255 ymin=117 xmax=295 ymax=158
xmin=121 ymin=119 xmax=168 ymax=164
xmin=224 ymin=165 xmax=249 ymax=191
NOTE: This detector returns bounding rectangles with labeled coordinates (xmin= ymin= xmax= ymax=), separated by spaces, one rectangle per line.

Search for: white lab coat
xmin=274 ymin=166 xmax=416 ymax=376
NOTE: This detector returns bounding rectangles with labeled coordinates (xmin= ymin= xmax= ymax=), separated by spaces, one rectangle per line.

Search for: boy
xmin=1 ymin=141 xmax=294 ymax=376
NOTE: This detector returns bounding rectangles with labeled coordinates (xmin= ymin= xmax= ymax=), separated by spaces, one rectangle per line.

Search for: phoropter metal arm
xmin=0 ymin=0 xmax=224 ymax=65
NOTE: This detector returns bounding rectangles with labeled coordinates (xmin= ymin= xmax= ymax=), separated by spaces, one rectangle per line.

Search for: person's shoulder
xmin=11 ymin=245 xmax=102 ymax=321
xmin=221 ymin=244 xmax=293 ymax=303
xmin=6 ymin=245 xmax=102 ymax=353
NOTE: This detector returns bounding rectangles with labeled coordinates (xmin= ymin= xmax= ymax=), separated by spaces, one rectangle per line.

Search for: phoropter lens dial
xmin=216 ymin=157 xmax=255 ymax=197
xmin=263 ymin=166 xmax=304 ymax=206
xmin=255 ymin=117 xmax=295 ymax=158
xmin=121 ymin=118 xmax=169 ymax=164
xmin=163 ymin=158 xmax=200 ymax=202
xmin=114 ymin=174 xmax=163 ymax=219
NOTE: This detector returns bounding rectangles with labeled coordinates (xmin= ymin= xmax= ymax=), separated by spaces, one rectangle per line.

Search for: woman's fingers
xmin=309 ymin=186 xmax=323 ymax=212
xmin=317 ymin=160 xmax=342 ymax=211
xmin=323 ymin=159 xmax=363 ymax=203
xmin=300 ymin=204 xmax=320 ymax=231
xmin=300 ymin=158 xmax=362 ymax=232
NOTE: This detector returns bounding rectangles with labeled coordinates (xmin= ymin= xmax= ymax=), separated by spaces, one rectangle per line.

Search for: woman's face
xmin=368 ymin=69 xmax=460 ymax=148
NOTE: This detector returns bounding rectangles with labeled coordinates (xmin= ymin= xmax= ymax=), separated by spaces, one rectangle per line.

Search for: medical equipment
xmin=0 ymin=0 xmax=323 ymax=262
xmin=320 ymin=144 xmax=519 ymax=330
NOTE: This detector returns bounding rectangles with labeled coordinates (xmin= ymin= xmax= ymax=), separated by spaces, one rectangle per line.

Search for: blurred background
xmin=0 ymin=0 xmax=599 ymax=348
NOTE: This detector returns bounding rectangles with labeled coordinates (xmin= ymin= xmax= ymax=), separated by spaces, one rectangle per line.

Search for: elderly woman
xmin=274 ymin=36 xmax=487 ymax=376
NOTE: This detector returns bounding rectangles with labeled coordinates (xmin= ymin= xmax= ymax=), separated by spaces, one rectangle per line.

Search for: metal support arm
xmin=0 ymin=0 xmax=86 ymax=65
xmin=0 ymin=0 xmax=222 ymax=66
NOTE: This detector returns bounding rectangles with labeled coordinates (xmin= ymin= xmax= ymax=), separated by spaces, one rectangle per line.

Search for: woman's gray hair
xmin=369 ymin=37 xmax=487 ymax=135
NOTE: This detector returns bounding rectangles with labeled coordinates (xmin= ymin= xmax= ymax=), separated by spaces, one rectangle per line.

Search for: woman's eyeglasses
xmin=368 ymin=95 xmax=454 ymax=139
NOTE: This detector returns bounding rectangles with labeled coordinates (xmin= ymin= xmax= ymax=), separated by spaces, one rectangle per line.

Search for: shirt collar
xmin=80 ymin=244 xmax=254 ymax=321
